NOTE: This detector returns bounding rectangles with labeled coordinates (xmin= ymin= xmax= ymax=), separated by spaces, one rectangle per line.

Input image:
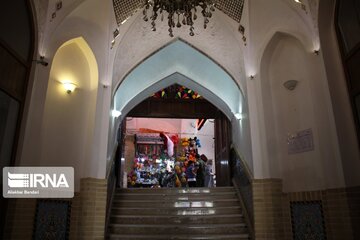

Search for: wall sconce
xmin=314 ymin=49 xmax=320 ymax=55
xmin=62 ymin=82 xmax=77 ymax=94
xmin=33 ymin=56 xmax=48 ymax=66
xmin=294 ymin=0 xmax=307 ymax=13
xmin=234 ymin=113 xmax=243 ymax=120
xmin=112 ymin=110 xmax=121 ymax=118
xmin=111 ymin=28 xmax=120 ymax=49
xmin=283 ymin=80 xmax=299 ymax=91
xmin=250 ymin=75 xmax=255 ymax=80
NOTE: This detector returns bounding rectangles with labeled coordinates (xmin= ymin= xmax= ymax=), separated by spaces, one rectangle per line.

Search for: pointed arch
xmin=258 ymin=30 xmax=314 ymax=72
xmin=114 ymin=39 xmax=244 ymax=120
xmin=113 ymin=38 xmax=244 ymax=96
xmin=120 ymin=72 xmax=233 ymax=120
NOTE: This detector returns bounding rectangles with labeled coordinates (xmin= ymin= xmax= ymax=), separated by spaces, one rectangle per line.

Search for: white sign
xmin=287 ymin=129 xmax=314 ymax=154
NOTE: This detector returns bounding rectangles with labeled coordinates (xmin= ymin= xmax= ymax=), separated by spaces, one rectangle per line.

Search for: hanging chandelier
xmin=142 ymin=0 xmax=216 ymax=37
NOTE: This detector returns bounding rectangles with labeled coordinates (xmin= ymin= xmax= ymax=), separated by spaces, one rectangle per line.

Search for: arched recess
xmin=40 ymin=37 xmax=99 ymax=190
xmin=256 ymin=29 xmax=314 ymax=73
xmin=259 ymin=31 xmax=344 ymax=192
xmin=114 ymin=40 xmax=243 ymax=119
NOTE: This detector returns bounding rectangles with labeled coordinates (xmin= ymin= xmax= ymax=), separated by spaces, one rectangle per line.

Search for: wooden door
xmin=214 ymin=113 xmax=232 ymax=186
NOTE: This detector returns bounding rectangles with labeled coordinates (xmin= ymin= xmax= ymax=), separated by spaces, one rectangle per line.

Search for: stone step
xmin=112 ymin=199 xmax=240 ymax=208
xmin=115 ymin=192 xmax=237 ymax=200
xmin=117 ymin=187 xmax=234 ymax=194
xmin=110 ymin=214 xmax=245 ymax=225
xmin=111 ymin=206 xmax=242 ymax=216
xmin=109 ymin=223 xmax=248 ymax=235
xmin=109 ymin=234 xmax=250 ymax=240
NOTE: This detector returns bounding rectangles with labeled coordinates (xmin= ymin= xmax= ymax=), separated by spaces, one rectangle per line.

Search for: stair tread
xmin=109 ymin=233 xmax=249 ymax=239
xmin=113 ymin=198 xmax=238 ymax=202
xmin=108 ymin=187 xmax=249 ymax=239
xmin=118 ymin=187 xmax=234 ymax=191
xmin=111 ymin=213 xmax=243 ymax=217
xmin=110 ymin=223 xmax=246 ymax=228
xmin=116 ymin=192 xmax=235 ymax=196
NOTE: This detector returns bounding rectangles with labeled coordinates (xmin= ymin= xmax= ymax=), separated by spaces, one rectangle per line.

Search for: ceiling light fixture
xmin=142 ymin=0 xmax=216 ymax=37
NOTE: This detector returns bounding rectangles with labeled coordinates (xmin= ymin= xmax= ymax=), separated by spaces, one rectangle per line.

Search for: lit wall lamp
xmin=63 ymin=82 xmax=77 ymax=94
xmin=250 ymin=75 xmax=255 ymax=80
xmin=234 ymin=113 xmax=243 ymax=120
xmin=112 ymin=110 xmax=121 ymax=118
xmin=283 ymin=80 xmax=299 ymax=91
xmin=314 ymin=49 xmax=320 ymax=55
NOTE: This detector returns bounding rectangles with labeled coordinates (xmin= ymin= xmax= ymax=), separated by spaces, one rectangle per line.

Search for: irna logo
xmin=8 ymin=172 xmax=69 ymax=188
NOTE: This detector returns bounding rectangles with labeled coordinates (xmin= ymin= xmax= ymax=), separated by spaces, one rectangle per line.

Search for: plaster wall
xmin=112 ymin=9 xmax=246 ymax=94
xmin=21 ymin=0 xmax=117 ymax=181
xmin=39 ymin=39 xmax=98 ymax=191
xmin=261 ymin=33 xmax=344 ymax=192
xmin=243 ymin=0 xmax=319 ymax=180
xmin=231 ymin=95 xmax=253 ymax=173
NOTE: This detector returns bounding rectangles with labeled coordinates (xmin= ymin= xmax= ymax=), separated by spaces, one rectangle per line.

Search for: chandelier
xmin=142 ymin=0 xmax=216 ymax=37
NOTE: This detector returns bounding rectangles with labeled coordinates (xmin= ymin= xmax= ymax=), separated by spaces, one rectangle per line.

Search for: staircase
xmin=107 ymin=187 xmax=250 ymax=240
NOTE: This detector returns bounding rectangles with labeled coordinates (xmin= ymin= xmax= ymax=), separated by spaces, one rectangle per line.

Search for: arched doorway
xmin=119 ymin=81 xmax=233 ymax=188
xmin=112 ymin=39 xmax=244 ymax=188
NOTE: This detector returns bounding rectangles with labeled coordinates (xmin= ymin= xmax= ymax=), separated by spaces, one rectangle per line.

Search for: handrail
xmin=230 ymin=148 xmax=254 ymax=239
xmin=106 ymin=143 xmax=118 ymax=179
xmin=232 ymin=178 xmax=255 ymax=240
xmin=231 ymin=147 xmax=253 ymax=180
xmin=104 ymin=147 xmax=118 ymax=238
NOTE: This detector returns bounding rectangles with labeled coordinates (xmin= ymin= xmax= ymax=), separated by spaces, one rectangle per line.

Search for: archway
xmin=113 ymin=40 xmax=247 ymax=188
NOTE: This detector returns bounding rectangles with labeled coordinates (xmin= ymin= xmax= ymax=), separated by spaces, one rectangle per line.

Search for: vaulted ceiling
xmin=112 ymin=0 xmax=245 ymax=26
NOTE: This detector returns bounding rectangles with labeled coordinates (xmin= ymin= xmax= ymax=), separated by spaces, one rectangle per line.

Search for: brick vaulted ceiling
xmin=112 ymin=0 xmax=245 ymax=26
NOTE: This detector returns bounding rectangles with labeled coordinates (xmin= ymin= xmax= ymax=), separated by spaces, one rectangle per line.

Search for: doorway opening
xmin=116 ymin=84 xmax=232 ymax=189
